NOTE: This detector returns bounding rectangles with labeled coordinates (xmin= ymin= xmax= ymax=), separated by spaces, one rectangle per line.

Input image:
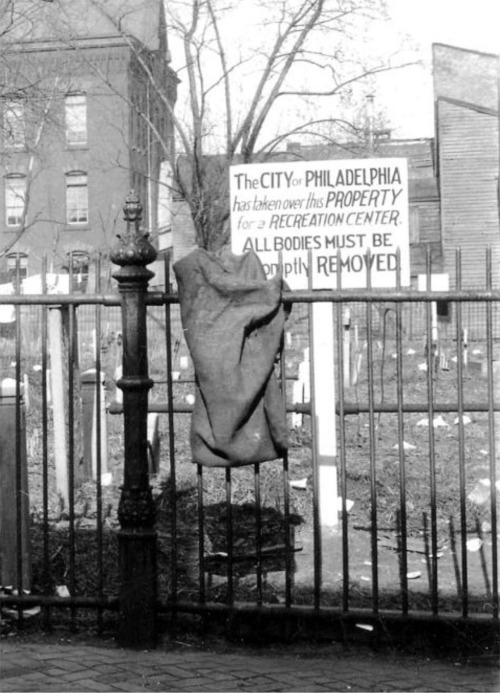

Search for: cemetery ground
xmin=0 ymin=306 xmax=497 ymax=643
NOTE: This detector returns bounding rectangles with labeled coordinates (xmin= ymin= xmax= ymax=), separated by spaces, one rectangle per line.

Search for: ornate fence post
xmin=111 ymin=192 xmax=158 ymax=648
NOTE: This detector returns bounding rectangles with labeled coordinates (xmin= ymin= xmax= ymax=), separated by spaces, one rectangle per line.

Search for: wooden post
xmin=310 ymin=303 xmax=338 ymax=528
xmin=81 ymin=369 xmax=109 ymax=482
xmin=342 ymin=307 xmax=351 ymax=389
xmin=111 ymin=192 xmax=158 ymax=649
xmin=48 ymin=307 xmax=84 ymax=504
xmin=48 ymin=309 xmax=68 ymax=505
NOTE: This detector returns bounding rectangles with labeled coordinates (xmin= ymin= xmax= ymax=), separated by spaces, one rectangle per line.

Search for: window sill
xmin=65 ymin=224 xmax=90 ymax=231
xmin=65 ymin=144 xmax=89 ymax=151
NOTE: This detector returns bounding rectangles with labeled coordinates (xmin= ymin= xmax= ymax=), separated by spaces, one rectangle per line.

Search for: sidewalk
xmin=1 ymin=635 xmax=498 ymax=692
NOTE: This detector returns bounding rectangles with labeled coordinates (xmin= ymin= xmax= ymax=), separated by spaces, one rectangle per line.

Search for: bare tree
xmin=0 ymin=83 xmax=61 ymax=259
xmin=144 ymin=0 xmax=416 ymax=249
xmin=2 ymin=0 xmax=416 ymax=252
xmin=0 ymin=1 xmax=140 ymax=268
xmin=0 ymin=0 xmax=72 ymax=260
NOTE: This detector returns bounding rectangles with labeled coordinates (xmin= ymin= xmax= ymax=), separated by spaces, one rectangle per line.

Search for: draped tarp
xmin=173 ymin=248 xmax=288 ymax=467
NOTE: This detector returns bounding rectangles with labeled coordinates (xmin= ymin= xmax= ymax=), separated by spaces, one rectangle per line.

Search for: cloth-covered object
xmin=173 ymin=248 xmax=288 ymax=467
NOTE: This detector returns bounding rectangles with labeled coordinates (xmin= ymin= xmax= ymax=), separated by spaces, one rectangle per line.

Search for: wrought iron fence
xmin=0 ymin=218 xmax=498 ymax=650
xmin=145 ymin=249 xmax=499 ymax=650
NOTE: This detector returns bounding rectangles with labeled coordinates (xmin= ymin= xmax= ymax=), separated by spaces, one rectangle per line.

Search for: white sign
xmin=230 ymin=158 xmax=410 ymax=289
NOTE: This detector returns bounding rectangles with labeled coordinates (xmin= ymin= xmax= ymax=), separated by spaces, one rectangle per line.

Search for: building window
xmin=66 ymin=172 xmax=88 ymax=224
xmin=7 ymin=252 xmax=28 ymax=288
xmin=5 ymin=174 xmax=27 ymax=226
xmin=65 ymin=94 xmax=87 ymax=146
xmin=3 ymin=101 xmax=25 ymax=149
xmin=67 ymin=251 xmax=90 ymax=292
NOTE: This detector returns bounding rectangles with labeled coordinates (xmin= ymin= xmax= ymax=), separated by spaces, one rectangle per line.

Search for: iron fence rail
xmin=153 ymin=250 xmax=499 ymax=643
xmin=0 ymin=250 xmax=498 ymax=649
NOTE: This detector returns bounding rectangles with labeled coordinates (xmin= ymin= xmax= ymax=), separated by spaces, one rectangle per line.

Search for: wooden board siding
xmin=437 ymin=100 xmax=499 ymax=288
xmin=409 ymin=198 xmax=442 ymax=278
xmin=433 ymin=44 xmax=498 ymax=112
xmin=418 ymin=202 xmax=441 ymax=244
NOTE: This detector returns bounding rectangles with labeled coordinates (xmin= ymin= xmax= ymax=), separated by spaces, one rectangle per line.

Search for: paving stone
xmin=0 ymin=666 xmax=33 ymax=680
xmin=115 ymin=681 xmax=151 ymax=692
xmin=145 ymin=673 xmax=180 ymax=684
xmin=283 ymin=686 xmax=334 ymax=693
xmin=199 ymin=682 xmax=242 ymax=692
xmin=10 ymin=672 xmax=51 ymax=682
xmin=69 ymin=679 xmax=123 ymax=692
xmin=53 ymin=659 xmax=89 ymax=672
xmin=43 ymin=666 xmax=76 ymax=678
xmin=1 ymin=640 xmax=499 ymax=693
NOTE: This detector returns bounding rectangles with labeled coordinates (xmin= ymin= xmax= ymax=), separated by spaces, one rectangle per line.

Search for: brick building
xmin=0 ymin=0 xmax=177 ymax=288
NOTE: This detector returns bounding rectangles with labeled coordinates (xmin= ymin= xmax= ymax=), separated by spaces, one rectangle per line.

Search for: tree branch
xmin=241 ymin=0 xmax=325 ymax=159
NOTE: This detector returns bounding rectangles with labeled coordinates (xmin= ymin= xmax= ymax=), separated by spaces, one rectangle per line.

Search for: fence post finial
xmin=111 ymin=190 xmax=157 ymax=268
xmin=111 ymin=192 xmax=157 ymax=649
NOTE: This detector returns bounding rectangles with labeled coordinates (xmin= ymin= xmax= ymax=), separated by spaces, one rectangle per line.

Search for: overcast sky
xmin=389 ymin=0 xmax=498 ymax=54
xmin=168 ymin=0 xmax=498 ymax=145
xmin=383 ymin=0 xmax=499 ymax=138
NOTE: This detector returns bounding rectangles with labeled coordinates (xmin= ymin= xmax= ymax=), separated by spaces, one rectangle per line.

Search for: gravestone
xmin=0 ymin=378 xmax=31 ymax=590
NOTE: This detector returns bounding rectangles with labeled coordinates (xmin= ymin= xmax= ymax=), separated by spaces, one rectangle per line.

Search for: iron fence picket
xmin=485 ymin=249 xmax=499 ymax=619
xmin=41 ymin=261 xmax=51 ymax=630
xmin=307 ymin=258 xmax=322 ymax=611
xmin=455 ymin=249 xmax=468 ymax=618
xmin=277 ymin=252 xmax=292 ymax=611
xmin=164 ymin=257 xmax=179 ymax=618
xmin=254 ymin=463 xmax=263 ymax=606
xmin=365 ymin=279 xmax=379 ymax=613
xmin=334 ymin=277 xmax=350 ymax=614
xmin=394 ymin=250 xmax=409 ymax=615
xmin=14 ymin=286 xmax=23 ymax=624
xmin=197 ymin=463 xmax=205 ymax=610
xmin=94 ymin=254 xmax=104 ymax=635
xmin=423 ymin=252 xmax=438 ymax=615
xmin=225 ymin=467 xmax=234 ymax=607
